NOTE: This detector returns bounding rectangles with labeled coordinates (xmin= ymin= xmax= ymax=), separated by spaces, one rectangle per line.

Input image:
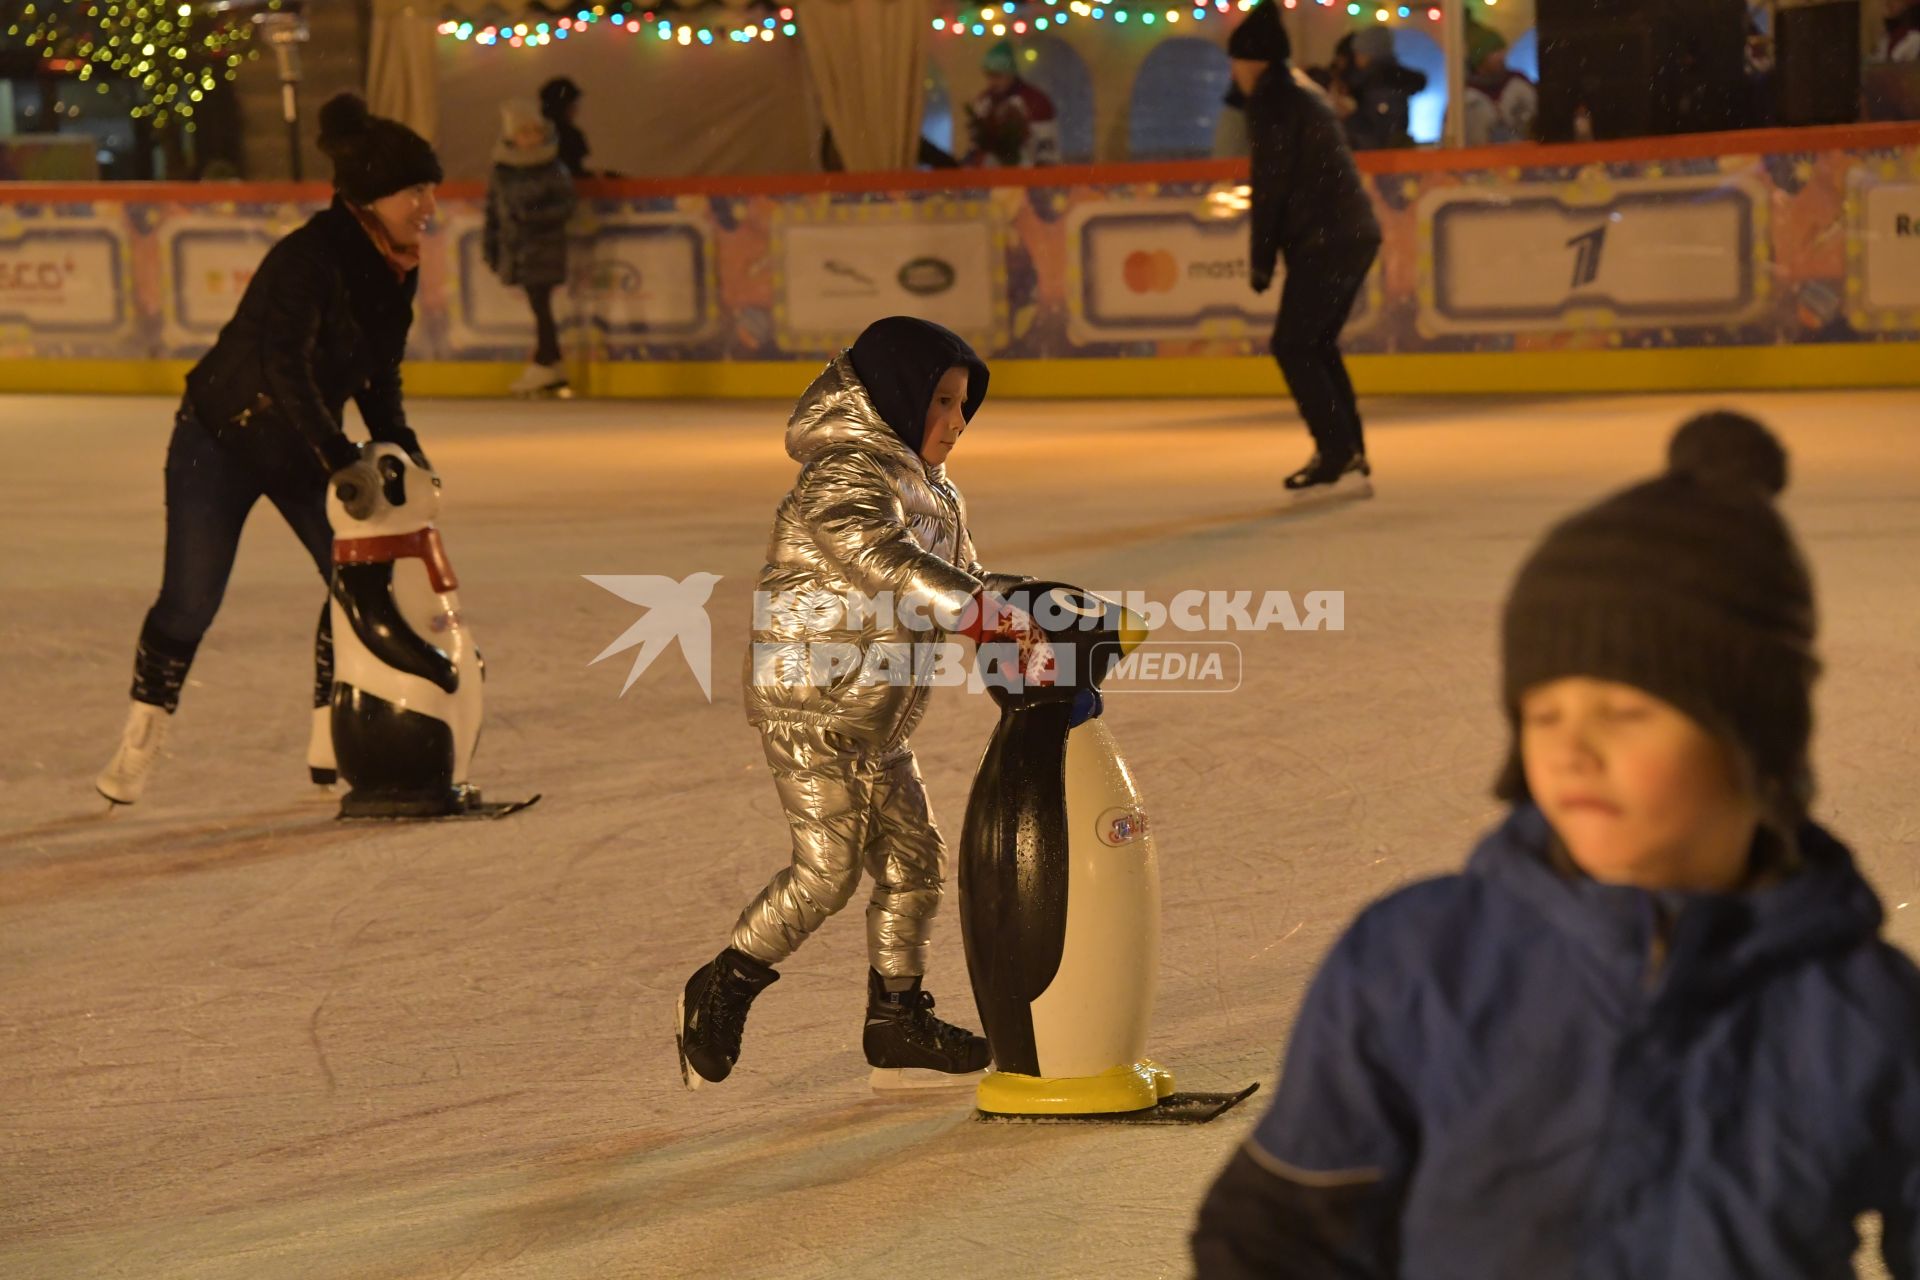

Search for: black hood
xmin=847 ymin=316 xmax=989 ymax=457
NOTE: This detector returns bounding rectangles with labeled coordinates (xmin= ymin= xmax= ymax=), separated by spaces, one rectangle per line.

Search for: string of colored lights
xmin=434 ymin=0 xmax=1496 ymax=48
xmin=932 ymin=0 xmax=1460 ymax=38
xmin=10 ymin=0 xmax=262 ymax=129
xmin=436 ymin=5 xmax=798 ymax=47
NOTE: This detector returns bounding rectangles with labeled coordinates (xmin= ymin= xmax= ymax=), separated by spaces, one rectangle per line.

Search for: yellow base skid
xmin=976 ymin=1060 xmax=1176 ymax=1115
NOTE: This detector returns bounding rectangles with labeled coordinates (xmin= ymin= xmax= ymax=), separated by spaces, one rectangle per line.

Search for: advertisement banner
xmin=772 ymin=200 xmax=1003 ymax=355
xmin=444 ymin=209 xmax=714 ymax=354
xmin=1846 ymin=170 xmax=1920 ymax=331
xmin=0 ymin=218 xmax=128 ymax=335
xmin=575 ymin=216 xmax=714 ymax=340
xmin=159 ymin=217 xmax=285 ymax=352
xmin=1417 ymin=175 xmax=1770 ymax=336
xmin=1066 ymin=193 xmax=1380 ymax=345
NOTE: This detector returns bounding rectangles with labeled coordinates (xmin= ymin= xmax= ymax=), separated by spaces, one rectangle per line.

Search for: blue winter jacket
xmin=1193 ymin=804 xmax=1920 ymax=1279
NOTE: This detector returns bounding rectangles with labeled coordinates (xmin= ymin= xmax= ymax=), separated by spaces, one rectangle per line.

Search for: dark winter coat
xmin=1344 ymin=59 xmax=1428 ymax=151
xmin=1192 ymin=803 xmax=1920 ymax=1279
xmin=554 ymin=120 xmax=591 ymax=178
xmin=484 ymin=158 xmax=575 ymax=289
xmin=1245 ymin=65 xmax=1381 ymax=284
xmin=184 ymin=196 xmax=421 ymax=493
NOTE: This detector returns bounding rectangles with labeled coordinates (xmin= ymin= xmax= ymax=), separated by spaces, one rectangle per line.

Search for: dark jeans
xmin=527 ymin=283 xmax=561 ymax=365
xmin=132 ymin=406 xmax=334 ymax=711
xmin=1269 ymin=238 xmax=1379 ymax=464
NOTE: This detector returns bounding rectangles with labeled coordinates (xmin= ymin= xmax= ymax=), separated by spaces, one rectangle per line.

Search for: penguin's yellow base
xmin=976 ymin=1060 xmax=1177 ymax=1115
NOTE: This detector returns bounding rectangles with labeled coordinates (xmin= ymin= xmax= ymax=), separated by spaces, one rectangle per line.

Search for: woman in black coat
xmin=97 ymin=93 xmax=443 ymax=806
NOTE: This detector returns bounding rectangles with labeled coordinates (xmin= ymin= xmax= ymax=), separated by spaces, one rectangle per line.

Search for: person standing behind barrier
xmin=964 ymin=41 xmax=1060 ymax=167
xmin=1231 ymin=0 xmax=1382 ymax=501
xmin=1462 ymin=24 xmax=1539 ymax=146
xmin=485 ymin=98 xmax=577 ymax=399
xmin=538 ymin=77 xmax=594 ymax=177
xmin=1343 ymin=27 xmax=1428 ymax=150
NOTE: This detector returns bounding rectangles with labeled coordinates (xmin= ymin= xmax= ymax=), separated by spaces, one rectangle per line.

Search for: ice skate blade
xmin=335 ymin=791 xmax=540 ymax=821
xmin=513 ymin=385 xmax=572 ymax=400
xmin=675 ymin=992 xmax=703 ymax=1092
xmin=869 ymin=1066 xmax=987 ymax=1093
xmin=1285 ymin=475 xmax=1374 ymax=506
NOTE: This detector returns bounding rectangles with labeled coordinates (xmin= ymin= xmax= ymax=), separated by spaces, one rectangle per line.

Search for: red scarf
xmin=346 ymin=199 xmax=422 ymax=281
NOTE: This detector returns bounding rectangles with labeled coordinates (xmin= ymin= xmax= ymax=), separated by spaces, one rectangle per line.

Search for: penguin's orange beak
xmin=1117 ymin=607 xmax=1151 ymax=657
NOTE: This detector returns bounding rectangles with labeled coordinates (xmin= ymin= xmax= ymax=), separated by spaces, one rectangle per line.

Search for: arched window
xmin=922 ymin=62 xmax=955 ymax=159
xmin=1127 ymin=37 xmax=1233 ymax=161
xmin=1019 ymin=35 xmax=1096 ymax=163
xmin=1507 ymin=28 xmax=1539 ymax=81
xmin=1393 ymin=27 xmax=1448 ymax=145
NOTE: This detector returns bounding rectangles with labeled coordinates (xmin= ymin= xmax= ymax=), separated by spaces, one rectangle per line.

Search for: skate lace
xmin=899 ymin=991 xmax=972 ymax=1048
xmin=702 ymin=970 xmax=750 ymax=1055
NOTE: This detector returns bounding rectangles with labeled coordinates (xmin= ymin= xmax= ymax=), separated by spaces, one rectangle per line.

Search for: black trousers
xmin=1269 ymin=237 xmax=1379 ymax=464
xmin=526 ymin=283 xmax=561 ymax=366
xmin=132 ymin=406 xmax=334 ymax=712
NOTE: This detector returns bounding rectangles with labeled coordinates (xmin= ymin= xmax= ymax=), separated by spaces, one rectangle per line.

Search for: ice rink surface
xmin=3 ymin=389 xmax=1917 ymax=1279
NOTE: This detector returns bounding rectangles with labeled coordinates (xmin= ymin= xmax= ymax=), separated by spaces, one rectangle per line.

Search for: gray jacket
xmin=743 ymin=354 xmax=1019 ymax=752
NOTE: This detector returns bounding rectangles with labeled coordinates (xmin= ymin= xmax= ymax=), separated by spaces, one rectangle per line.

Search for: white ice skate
xmin=508 ymin=361 xmax=571 ymax=399
xmin=96 ymin=700 xmax=171 ymax=807
xmin=307 ymin=704 xmax=336 ymax=792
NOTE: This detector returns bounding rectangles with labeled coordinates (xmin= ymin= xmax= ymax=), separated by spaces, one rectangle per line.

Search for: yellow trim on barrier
xmin=5 ymin=345 xmax=1919 ymax=400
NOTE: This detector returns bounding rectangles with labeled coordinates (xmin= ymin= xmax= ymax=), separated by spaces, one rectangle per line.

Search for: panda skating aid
xmin=327 ymin=444 xmax=538 ymax=821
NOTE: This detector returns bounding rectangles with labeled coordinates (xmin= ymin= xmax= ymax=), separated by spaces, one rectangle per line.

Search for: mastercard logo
xmin=1122 ymin=249 xmax=1180 ymax=294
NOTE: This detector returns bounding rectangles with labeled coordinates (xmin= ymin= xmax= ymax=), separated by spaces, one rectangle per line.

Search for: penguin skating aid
xmin=958 ymin=583 xmax=1254 ymax=1121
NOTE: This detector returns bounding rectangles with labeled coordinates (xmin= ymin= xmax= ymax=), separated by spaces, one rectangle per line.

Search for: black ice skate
xmin=676 ymin=947 xmax=780 ymax=1090
xmin=863 ymin=969 xmax=991 ymax=1093
xmin=1284 ymin=452 xmax=1373 ymax=503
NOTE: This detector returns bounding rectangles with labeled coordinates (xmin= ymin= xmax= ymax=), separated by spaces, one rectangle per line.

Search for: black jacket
xmin=555 ymin=120 xmax=591 ymax=178
xmin=185 ymin=197 xmax=421 ymax=491
xmin=1246 ymin=67 xmax=1381 ymax=280
xmin=1345 ymin=60 xmax=1429 ymax=151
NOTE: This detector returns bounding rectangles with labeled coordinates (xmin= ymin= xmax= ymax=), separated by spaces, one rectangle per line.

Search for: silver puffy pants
xmin=729 ymin=722 xmax=946 ymax=979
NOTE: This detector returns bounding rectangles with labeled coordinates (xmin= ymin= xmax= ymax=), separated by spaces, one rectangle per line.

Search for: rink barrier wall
xmin=4 ymin=122 xmax=1919 ymax=398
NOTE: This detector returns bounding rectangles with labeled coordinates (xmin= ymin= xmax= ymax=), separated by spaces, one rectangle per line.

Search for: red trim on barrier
xmin=4 ymin=122 xmax=1916 ymax=206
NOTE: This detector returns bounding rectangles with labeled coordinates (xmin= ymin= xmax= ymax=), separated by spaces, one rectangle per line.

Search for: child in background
xmin=1193 ymin=413 xmax=1920 ymax=1278
xmin=484 ymin=98 xmax=576 ymax=398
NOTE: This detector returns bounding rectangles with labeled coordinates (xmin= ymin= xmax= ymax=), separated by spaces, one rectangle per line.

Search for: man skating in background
xmin=1231 ymin=0 xmax=1382 ymax=501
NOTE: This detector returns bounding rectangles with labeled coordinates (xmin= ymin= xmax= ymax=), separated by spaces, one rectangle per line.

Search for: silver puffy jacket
xmin=742 ymin=353 xmax=1018 ymax=753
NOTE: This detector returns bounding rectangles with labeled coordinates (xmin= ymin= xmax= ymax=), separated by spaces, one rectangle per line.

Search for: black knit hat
xmin=539 ymin=77 xmax=583 ymax=116
xmin=1497 ymin=412 xmax=1820 ymax=830
xmin=1228 ymin=0 xmax=1291 ymax=62
xmin=317 ymin=93 xmax=442 ymax=206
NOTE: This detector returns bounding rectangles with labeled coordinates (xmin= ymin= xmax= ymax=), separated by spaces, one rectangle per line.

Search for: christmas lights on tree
xmin=11 ymin=0 xmax=264 ymax=131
